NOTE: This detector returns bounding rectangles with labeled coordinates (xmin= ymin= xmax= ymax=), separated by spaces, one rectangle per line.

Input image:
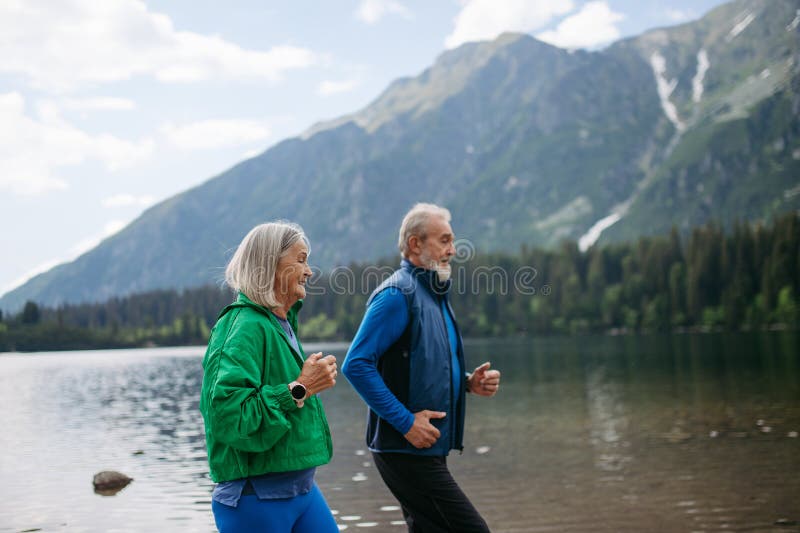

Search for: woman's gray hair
xmin=398 ymin=203 xmax=451 ymax=257
xmin=225 ymin=221 xmax=309 ymax=309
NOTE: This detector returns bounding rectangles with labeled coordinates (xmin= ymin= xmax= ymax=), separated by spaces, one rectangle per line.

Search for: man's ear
xmin=408 ymin=235 xmax=422 ymax=255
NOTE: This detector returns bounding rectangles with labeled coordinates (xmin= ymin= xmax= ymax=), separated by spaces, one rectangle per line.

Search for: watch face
xmin=291 ymin=384 xmax=306 ymax=400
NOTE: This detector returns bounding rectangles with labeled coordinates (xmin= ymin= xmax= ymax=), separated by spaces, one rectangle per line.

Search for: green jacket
xmin=199 ymin=292 xmax=333 ymax=483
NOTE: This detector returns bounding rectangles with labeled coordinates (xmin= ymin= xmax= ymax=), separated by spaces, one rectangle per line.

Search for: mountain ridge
xmin=2 ymin=0 xmax=798 ymax=312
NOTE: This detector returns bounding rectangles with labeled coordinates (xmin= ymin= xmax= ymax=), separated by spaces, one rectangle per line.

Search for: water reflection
xmin=0 ymin=333 xmax=798 ymax=532
xmin=585 ymin=365 xmax=631 ymax=476
xmin=0 ymin=348 xmax=214 ymax=533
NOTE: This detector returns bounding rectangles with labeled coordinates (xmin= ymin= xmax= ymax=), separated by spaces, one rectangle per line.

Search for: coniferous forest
xmin=1 ymin=213 xmax=797 ymax=352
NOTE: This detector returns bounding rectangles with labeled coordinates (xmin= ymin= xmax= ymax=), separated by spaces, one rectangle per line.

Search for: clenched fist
xmin=297 ymin=352 xmax=338 ymax=395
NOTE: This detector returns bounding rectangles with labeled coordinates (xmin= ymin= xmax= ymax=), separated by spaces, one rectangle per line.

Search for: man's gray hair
xmin=398 ymin=203 xmax=452 ymax=257
xmin=225 ymin=221 xmax=309 ymax=309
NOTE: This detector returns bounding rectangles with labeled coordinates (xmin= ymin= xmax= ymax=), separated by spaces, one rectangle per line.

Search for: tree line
xmin=1 ymin=212 xmax=797 ymax=352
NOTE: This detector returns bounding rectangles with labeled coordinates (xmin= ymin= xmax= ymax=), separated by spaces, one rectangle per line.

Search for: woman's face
xmin=274 ymin=240 xmax=312 ymax=307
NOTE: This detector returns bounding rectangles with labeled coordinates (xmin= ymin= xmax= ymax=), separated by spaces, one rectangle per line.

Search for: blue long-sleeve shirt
xmin=343 ymin=287 xmax=415 ymax=434
xmin=343 ymin=286 xmax=461 ymax=436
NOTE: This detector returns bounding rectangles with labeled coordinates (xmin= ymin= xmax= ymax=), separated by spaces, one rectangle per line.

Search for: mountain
xmin=2 ymin=0 xmax=799 ymax=312
xmin=602 ymin=0 xmax=800 ymax=243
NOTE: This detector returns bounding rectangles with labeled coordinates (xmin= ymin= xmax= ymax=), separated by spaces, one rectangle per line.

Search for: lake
xmin=1 ymin=333 xmax=798 ymax=532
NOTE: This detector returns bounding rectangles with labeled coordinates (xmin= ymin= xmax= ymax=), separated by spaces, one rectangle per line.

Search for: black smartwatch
xmin=288 ymin=381 xmax=307 ymax=408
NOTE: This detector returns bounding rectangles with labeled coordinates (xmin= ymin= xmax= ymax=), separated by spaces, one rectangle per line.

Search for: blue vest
xmin=365 ymin=260 xmax=466 ymax=455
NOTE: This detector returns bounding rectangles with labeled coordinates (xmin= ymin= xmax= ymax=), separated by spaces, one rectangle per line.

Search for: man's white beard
xmin=421 ymin=251 xmax=451 ymax=282
xmin=435 ymin=264 xmax=451 ymax=282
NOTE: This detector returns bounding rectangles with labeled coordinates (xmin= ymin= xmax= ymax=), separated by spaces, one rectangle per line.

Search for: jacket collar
xmin=221 ymin=292 xmax=303 ymax=330
xmin=400 ymin=258 xmax=451 ymax=296
xmin=233 ymin=292 xmax=305 ymax=362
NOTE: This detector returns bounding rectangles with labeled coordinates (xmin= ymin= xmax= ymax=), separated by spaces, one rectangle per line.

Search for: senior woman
xmin=200 ymin=221 xmax=339 ymax=533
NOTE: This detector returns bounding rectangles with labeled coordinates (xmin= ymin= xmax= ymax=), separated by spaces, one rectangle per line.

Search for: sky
xmin=0 ymin=0 xmax=732 ymax=298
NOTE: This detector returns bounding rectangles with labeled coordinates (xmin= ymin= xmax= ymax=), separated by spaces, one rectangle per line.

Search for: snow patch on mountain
xmin=579 ymin=212 xmax=623 ymax=252
xmin=650 ymin=52 xmax=685 ymax=131
xmin=692 ymin=49 xmax=710 ymax=103
xmin=788 ymin=10 xmax=800 ymax=31
xmin=727 ymin=12 xmax=755 ymax=41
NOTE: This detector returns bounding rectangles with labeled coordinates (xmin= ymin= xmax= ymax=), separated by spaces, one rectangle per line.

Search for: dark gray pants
xmin=372 ymin=452 xmax=490 ymax=533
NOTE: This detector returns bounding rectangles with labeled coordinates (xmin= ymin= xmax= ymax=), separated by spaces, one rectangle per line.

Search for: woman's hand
xmin=297 ymin=352 xmax=338 ymax=395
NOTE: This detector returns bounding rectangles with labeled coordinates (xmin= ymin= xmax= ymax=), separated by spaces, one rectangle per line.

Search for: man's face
xmin=416 ymin=216 xmax=456 ymax=281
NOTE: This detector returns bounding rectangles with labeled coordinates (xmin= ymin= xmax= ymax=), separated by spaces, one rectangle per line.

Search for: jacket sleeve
xmin=205 ymin=320 xmax=298 ymax=453
xmin=342 ymin=287 xmax=415 ymax=435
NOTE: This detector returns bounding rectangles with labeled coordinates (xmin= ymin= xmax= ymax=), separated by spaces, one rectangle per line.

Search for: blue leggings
xmin=211 ymin=484 xmax=339 ymax=533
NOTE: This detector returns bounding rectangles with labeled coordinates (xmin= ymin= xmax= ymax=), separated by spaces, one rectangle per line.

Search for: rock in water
xmin=93 ymin=471 xmax=133 ymax=495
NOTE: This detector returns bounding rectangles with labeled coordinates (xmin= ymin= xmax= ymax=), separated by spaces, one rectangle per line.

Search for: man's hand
xmin=404 ymin=410 xmax=447 ymax=449
xmin=297 ymin=352 xmax=338 ymax=395
xmin=467 ymin=362 xmax=500 ymax=397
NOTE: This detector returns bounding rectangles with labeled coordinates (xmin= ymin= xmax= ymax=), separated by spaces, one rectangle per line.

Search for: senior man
xmin=342 ymin=202 xmax=501 ymax=533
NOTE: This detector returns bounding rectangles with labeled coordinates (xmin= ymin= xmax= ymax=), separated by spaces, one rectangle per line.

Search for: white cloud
xmin=160 ymin=119 xmax=271 ymax=150
xmin=665 ymin=8 xmax=696 ymax=23
xmin=355 ymin=0 xmax=411 ymax=24
xmin=242 ymin=148 xmax=263 ymax=160
xmin=536 ymin=1 xmax=624 ymax=50
xmin=104 ymin=220 xmax=127 ymax=238
xmin=445 ymin=0 xmax=574 ymax=49
xmin=0 ymin=92 xmax=154 ymax=195
xmin=0 ymin=0 xmax=317 ymax=91
xmin=318 ymin=78 xmax=361 ymax=96
xmin=102 ymin=193 xmax=155 ymax=208
xmin=62 ymin=97 xmax=136 ymax=111
xmin=69 ymin=220 xmax=128 ymax=257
